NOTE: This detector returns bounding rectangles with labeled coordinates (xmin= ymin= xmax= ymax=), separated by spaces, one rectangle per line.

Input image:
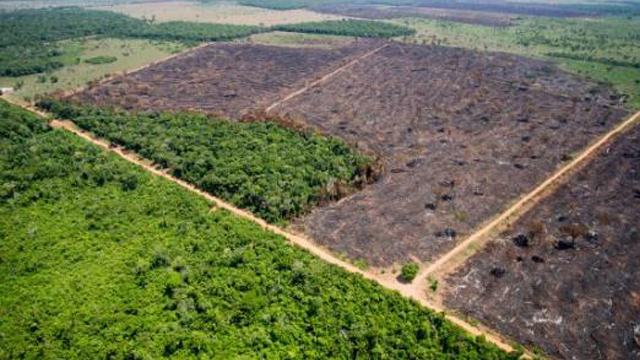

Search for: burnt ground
xmin=273 ymin=43 xmax=627 ymax=266
xmin=312 ymin=4 xmax=515 ymax=27
xmin=443 ymin=124 xmax=640 ymax=360
xmin=73 ymin=40 xmax=381 ymax=119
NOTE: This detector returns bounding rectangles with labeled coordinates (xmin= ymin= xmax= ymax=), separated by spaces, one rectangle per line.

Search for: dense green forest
xmin=128 ymin=21 xmax=263 ymax=43
xmin=0 ymin=99 xmax=521 ymax=359
xmin=0 ymin=8 xmax=263 ymax=77
xmin=274 ymin=19 xmax=415 ymax=38
xmin=38 ymin=99 xmax=375 ymax=223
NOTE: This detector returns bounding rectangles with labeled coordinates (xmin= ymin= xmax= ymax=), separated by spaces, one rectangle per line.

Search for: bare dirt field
xmin=97 ymin=1 xmax=349 ymax=26
xmin=271 ymin=43 xmax=627 ymax=266
xmin=312 ymin=4 xmax=515 ymax=27
xmin=443 ymin=123 xmax=640 ymax=360
xmin=73 ymin=40 xmax=380 ymax=118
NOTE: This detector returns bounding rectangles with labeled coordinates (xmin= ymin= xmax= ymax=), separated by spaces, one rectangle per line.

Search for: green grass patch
xmin=0 ymin=38 xmax=185 ymax=102
xmin=38 ymin=100 xmax=377 ymax=223
xmin=84 ymin=55 xmax=118 ymax=65
xmin=0 ymin=98 xmax=521 ymax=359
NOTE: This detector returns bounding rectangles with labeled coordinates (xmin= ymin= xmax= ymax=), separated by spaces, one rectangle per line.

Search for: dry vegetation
xmin=444 ymin=123 xmax=640 ymax=360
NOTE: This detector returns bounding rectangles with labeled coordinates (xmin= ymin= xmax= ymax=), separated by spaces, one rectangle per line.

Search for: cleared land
xmin=312 ymin=4 xmax=516 ymax=27
xmin=73 ymin=40 xmax=381 ymax=118
xmin=72 ymin=41 xmax=627 ymax=267
xmin=443 ymin=122 xmax=640 ymax=360
xmin=97 ymin=1 xmax=349 ymax=26
xmin=273 ymin=42 xmax=626 ymax=266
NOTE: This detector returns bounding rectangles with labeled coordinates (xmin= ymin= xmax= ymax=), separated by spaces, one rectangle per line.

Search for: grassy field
xmin=96 ymin=1 xmax=349 ymax=26
xmin=0 ymin=38 xmax=185 ymax=102
xmin=241 ymin=31 xmax=355 ymax=48
xmin=393 ymin=16 xmax=640 ymax=109
xmin=0 ymin=99 xmax=519 ymax=359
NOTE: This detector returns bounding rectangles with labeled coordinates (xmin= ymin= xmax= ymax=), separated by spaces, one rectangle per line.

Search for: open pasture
xmin=97 ymin=1 xmax=350 ymax=26
xmin=444 ymin=122 xmax=640 ymax=360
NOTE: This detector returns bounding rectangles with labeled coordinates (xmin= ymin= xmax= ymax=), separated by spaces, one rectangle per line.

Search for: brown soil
xmin=443 ymin=123 xmax=640 ymax=360
xmin=73 ymin=40 xmax=381 ymax=119
xmin=273 ymin=42 xmax=627 ymax=267
xmin=312 ymin=4 xmax=515 ymax=27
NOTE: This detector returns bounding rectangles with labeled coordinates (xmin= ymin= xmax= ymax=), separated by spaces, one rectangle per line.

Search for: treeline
xmin=0 ymin=8 xmax=264 ymax=77
xmin=126 ymin=21 xmax=264 ymax=43
xmin=546 ymin=51 xmax=640 ymax=69
xmin=38 ymin=99 xmax=374 ymax=223
xmin=274 ymin=19 xmax=416 ymax=38
xmin=238 ymin=0 xmax=332 ymax=10
xmin=1 ymin=98 xmax=522 ymax=359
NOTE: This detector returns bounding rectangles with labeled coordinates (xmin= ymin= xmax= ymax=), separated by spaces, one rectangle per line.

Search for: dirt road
xmin=415 ymin=108 xmax=640 ymax=289
xmin=265 ymin=43 xmax=389 ymax=112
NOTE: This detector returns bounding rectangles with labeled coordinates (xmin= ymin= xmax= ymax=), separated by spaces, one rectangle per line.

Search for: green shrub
xmin=84 ymin=56 xmax=118 ymax=65
xmin=401 ymin=262 xmax=420 ymax=282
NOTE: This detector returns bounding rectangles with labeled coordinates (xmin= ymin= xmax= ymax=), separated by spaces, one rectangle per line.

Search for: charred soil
xmin=443 ymin=124 xmax=640 ymax=360
xmin=73 ymin=40 xmax=381 ymax=118
xmin=273 ymin=43 xmax=627 ymax=266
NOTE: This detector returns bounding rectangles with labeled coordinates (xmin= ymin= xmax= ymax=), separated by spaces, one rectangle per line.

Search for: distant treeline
xmin=0 ymin=8 xmax=264 ymax=77
xmin=547 ymin=52 xmax=640 ymax=69
xmin=0 ymin=7 xmax=414 ymax=78
xmin=274 ymin=19 xmax=415 ymax=38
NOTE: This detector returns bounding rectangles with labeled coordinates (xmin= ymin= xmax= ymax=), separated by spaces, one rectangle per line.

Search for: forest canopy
xmin=274 ymin=19 xmax=416 ymax=38
xmin=38 ymin=99 xmax=375 ymax=223
xmin=0 ymin=99 xmax=521 ymax=359
xmin=0 ymin=8 xmax=264 ymax=77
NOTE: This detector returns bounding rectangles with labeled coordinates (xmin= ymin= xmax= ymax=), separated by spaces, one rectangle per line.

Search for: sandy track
xmin=415 ymin=108 xmax=640 ymax=288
